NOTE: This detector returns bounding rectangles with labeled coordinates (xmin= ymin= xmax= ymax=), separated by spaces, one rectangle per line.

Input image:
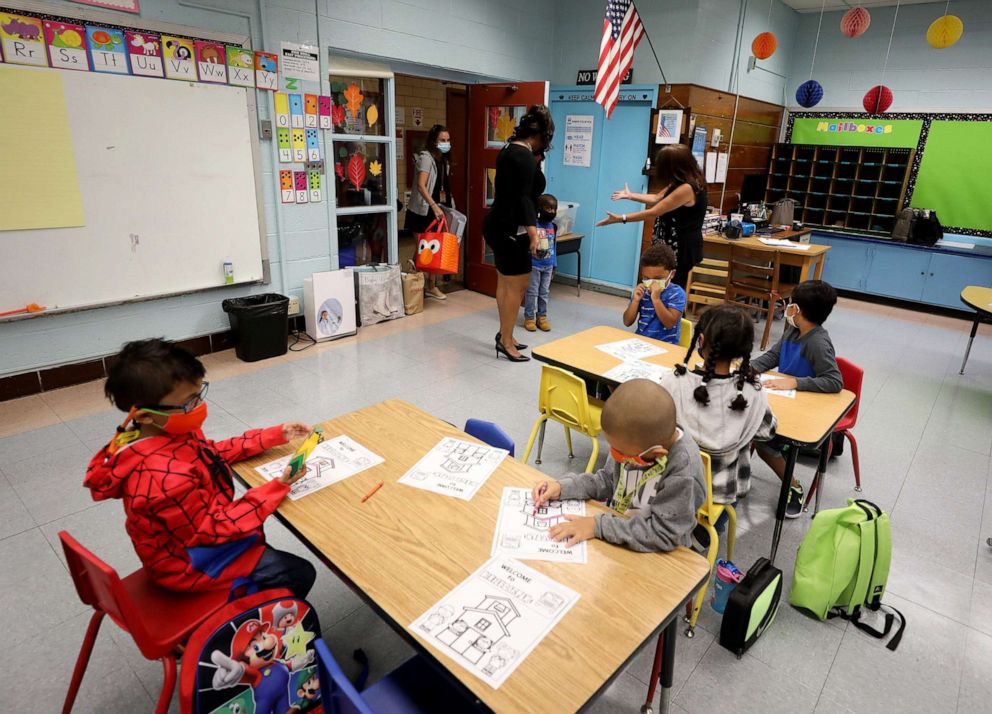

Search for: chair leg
xmin=585 ymin=434 xmax=600 ymax=473
xmin=686 ymin=522 xmax=719 ymax=638
xmin=155 ymin=656 xmax=177 ymax=714
xmin=642 ymin=633 xmax=664 ymax=714
xmin=535 ymin=420 xmax=548 ymax=465
xmin=760 ymin=299 xmax=773 ymax=350
xmin=725 ymin=506 xmax=737 ymax=562
xmin=522 ymin=415 xmax=546 ymax=465
xmin=564 ymin=426 xmax=574 ymax=459
xmin=804 ymin=436 xmax=833 ymax=512
xmin=62 ymin=611 xmax=105 ymax=714
xmin=846 ymin=431 xmax=862 ymax=492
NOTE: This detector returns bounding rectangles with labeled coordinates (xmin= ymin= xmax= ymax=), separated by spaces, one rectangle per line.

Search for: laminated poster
xmin=289 ymin=92 xmax=304 ymax=128
xmin=125 ymin=31 xmax=163 ymax=78
xmin=294 ymin=170 xmax=309 ymax=204
xmin=254 ymin=50 xmax=277 ymax=90
xmin=304 ymin=93 xmax=318 ymax=127
xmin=291 ymin=127 xmax=306 ymax=162
xmin=276 ymin=127 xmax=291 ymax=162
xmin=307 ymin=170 xmax=322 ymax=203
xmin=273 ymin=91 xmax=290 ymax=128
xmin=162 ymin=35 xmax=195 ymax=80
xmin=194 ymin=40 xmax=226 ymax=83
xmin=0 ymin=13 xmax=46 ymax=66
xmin=279 ymin=170 xmax=294 ymax=203
xmin=305 ymin=127 xmax=320 ymax=162
xmin=318 ymin=95 xmax=331 ymax=129
xmin=86 ymin=26 xmax=129 ymax=75
xmin=226 ymin=46 xmax=254 ymax=88
xmin=44 ymin=21 xmax=89 ymax=72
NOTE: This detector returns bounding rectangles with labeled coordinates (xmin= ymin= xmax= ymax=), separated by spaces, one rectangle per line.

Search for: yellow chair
xmin=523 ymin=366 xmax=604 ymax=473
xmin=678 ymin=317 xmax=693 ymax=350
xmin=684 ymin=451 xmax=737 ymax=638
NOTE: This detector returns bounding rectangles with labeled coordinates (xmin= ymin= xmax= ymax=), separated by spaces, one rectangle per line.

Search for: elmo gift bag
xmin=414 ymin=216 xmax=460 ymax=275
xmin=181 ymin=589 xmax=324 ymax=714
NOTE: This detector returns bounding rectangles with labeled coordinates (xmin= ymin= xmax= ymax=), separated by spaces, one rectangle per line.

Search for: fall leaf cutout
xmin=334 ymin=162 xmax=345 ymax=181
xmin=369 ymin=160 xmax=383 ymax=177
xmin=495 ymin=110 xmax=517 ymax=142
xmin=343 ymin=83 xmax=364 ymax=121
xmin=331 ymin=103 xmax=345 ymax=126
xmin=347 ymin=153 xmax=366 ymax=190
xmin=366 ymin=104 xmax=379 ymax=127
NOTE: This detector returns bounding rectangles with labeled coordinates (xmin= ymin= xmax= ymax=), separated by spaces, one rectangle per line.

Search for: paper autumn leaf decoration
xmin=343 ymin=83 xmax=364 ymax=120
xmin=368 ymin=160 xmax=382 ymax=177
xmin=495 ymin=111 xmax=517 ymax=142
xmin=489 ymin=107 xmax=501 ymax=132
xmin=347 ymin=153 xmax=366 ymax=190
xmin=334 ymin=162 xmax=344 ymax=181
xmin=331 ymin=103 xmax=345 ymax=126
xmin=366 ymin=104 xmax=379 ymax=127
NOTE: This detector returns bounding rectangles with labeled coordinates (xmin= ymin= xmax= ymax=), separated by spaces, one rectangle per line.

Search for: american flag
xmin=595 ymin=0 xmax=645 ymax=118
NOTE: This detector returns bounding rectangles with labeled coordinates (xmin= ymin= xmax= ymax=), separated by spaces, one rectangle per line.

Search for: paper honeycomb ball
xmin=795 ymin=80 xmax=824 ymax=108
xmin=863 ymin=85 xmax=893 ymax=113
xmin=751 ymin=31 xmax=777 ymax=60
xmin=840 ymin=6 xmax=871 ymax=37
xmin=927 ymin=15 xmax=963 ymax=49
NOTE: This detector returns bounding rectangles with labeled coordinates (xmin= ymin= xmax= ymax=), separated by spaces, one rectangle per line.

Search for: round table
xmin=959 ymin=285 xmax=992 ymax=374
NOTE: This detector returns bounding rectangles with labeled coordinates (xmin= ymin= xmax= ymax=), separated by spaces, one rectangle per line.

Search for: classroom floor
xmin=1 ymin=285 xmax=990 ymax=713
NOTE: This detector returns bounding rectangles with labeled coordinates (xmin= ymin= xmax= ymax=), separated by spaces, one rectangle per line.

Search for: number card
xmin=194 ymin=40 xmax=226 ymax=83
xmin=294 ymin=170 xmax=309 ymax=204
xmin=86 ymin=26 xmax=129 ymax=74
xmin=226 ymin=45 xmax=254 ymax=88
xmin=308 ymin=170 xmax=322 ymax=203
xmin=44 ymin=21 xmax=89 ymax=72
xmin=305 ymin=127 xmax=320 ymax=162
xmin=162 ymin=35 xmax=195 ymax=80
xmin=291 ymin=128 xmax=306 ymax=162
xmin=304 ymin=93 xmax=318 ymax=127
xmin=279 ymin=170 xmax=295 ymax=204
xmin=254 ymin=50 xmax=277 ymax=90
xmin=125 ymin=31 xmax=163 ymax=78
xmin=276 ymin=128 xmax=292 ymax=163
xmin=0 ymin=13 xmax=47 ymax=67
xmin=289 ymin=93 xmax=304 ymax=128
xmin=318 ymin=95 xmax=331 ymax=129
xmin=273 ymin=92 xmax=290 ymax=128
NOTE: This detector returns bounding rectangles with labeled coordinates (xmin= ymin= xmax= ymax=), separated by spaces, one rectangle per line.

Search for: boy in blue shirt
xmin=623 ymin=244 xmax=687 ymax=345
xmin=524 ymin=193 xmax=558 ymax=332
xmin=752 ymin=279 xmax=843 ymax=517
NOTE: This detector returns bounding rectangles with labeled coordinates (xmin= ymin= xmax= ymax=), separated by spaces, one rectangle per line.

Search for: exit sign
xmin=576 ymin=68 xmax=633 ymax=86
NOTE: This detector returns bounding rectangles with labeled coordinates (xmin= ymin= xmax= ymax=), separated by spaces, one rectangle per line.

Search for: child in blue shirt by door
xmin=623 ymin=243 xmax=687 ymax=345
xmin=524 ymin=193 xmax=559 ymax=332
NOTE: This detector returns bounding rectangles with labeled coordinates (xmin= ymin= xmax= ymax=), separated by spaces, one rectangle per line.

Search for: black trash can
xmin=222 ymin=293 xmax=289 ymax=362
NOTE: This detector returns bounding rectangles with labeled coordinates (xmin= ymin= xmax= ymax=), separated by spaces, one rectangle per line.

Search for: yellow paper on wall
xmin=0 ymin=67 xmax=85 ymax=230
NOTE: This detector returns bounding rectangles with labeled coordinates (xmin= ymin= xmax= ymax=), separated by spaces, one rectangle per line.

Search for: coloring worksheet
xmin=491 ymin=488 xmax=588 ymax=564
xmin=760 ymin=374 xmax=797 ymax=399
xmin=410 ymin=556 xmax=580 ymax=688
xmin=256 ymin=435 xmax=384 ymax=500
xmin=602 ymin=359 xmax=670 ymax=385
xmin=595 ymin=337 xmax=667 ymax=362
xmin=398 ymin=437 xmax=507 ymax=501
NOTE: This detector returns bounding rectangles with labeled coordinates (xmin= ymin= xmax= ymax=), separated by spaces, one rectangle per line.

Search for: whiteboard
xmin=0 ymin=65 xmax=265 ymax=313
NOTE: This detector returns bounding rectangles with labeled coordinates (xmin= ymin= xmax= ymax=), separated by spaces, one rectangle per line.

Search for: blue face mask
xmin=437 ymin=142 xmax=451 ymax=154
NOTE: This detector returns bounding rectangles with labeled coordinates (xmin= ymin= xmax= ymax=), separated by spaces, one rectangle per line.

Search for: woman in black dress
xmin=597 ymin=144 xmax=707 ymax=288
xmin=482 ymin=105 xmax=555 ymax=362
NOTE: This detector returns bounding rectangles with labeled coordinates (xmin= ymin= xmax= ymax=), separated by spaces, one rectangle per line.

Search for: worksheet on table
xmin=410 ymin=556 xmax=580 ymax=688
xmin=602 ymin=359 xmax=670 ymax=385
xmin=491 ymin=487 xmax=587 ymax=564
xmin=397 ymin=437 xmax=508 ymax=501
xmin=256 ymin=435 xmax=384 ymax=500
xmin=760 ymin=374 xmax=796 ymax=398
xmin=595 ymin=337 xmax=667 ymax=362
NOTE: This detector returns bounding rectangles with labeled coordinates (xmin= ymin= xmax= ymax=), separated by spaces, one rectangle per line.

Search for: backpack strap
xmin=846 ymin=509 xmax=876 ymax=615
xmin=844 ymin=605 xmax=906 ymax=651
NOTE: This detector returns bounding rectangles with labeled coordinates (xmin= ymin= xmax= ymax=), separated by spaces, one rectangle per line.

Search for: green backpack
xmin=790 ymin=499 xmax=905 ymax=650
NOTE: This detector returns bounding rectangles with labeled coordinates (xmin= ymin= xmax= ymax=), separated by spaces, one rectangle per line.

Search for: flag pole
xmin=639 ymin=16 xmax=683 ymax=108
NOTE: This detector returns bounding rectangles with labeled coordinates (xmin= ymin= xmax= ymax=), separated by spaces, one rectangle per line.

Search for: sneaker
xmin=536 ymin=315 xmax=551 ymax=331
xmin=524 ymin=318 xmax=537 ymax=332
xmin=426 ymin=286 xmax=447 ymax=300
xmin=785 ymin=482 xmax=805 ymax=519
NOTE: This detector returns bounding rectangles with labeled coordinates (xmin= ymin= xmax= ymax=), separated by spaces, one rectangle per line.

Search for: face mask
xmin=785 ymin=304 xmax=799 ymax=329
xmin=538 ymin=210 xmax=556 ymax=223
xmin=148 ymin=401 xmax=208 ymax=435
xmin=437 ymin=142 xmax=451 ymax=154
xmin=609 ymin=445 xmax=662 ymax=468
xmin=642 ymin=274 xmax=672 ymax=290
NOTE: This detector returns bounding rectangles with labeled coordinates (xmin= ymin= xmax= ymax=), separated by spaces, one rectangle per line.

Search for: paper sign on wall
xmin=276 ymin=127 xmax=291 ymax=162
xmin=226 ymin=46 xmax=254 ymax=88
xmin=44 ymin=21 xmax=89 ymax=72
xmin=411 ymin=106 xmax=423 ymax=127
xmin=125 ymin=31 xmax=163 ymax=78
xmin=0 ymin=13 xmax=47 ymax=67
xmin=279 ymin=170 xmax=295 ymax=203
xmin=291 ymin=127 xmax=306 ymax=162
xmin=254 ymin=50 xmax=277 ymax=90
xmin=395 ymin=105 xmax=405 ymax=126
xmin=305 ymin=127 xmax=320 ymax=161
xmin=86 ymin=26 xmax=129 ymax=75
xmin=308 ymin=170 xmax=322 ymax=203
xmin=294 ymin=170 xmax=309 ymax=203
xmin=563 ymin=114 xmax=593 ymax=168
xmin=280 ymin=41 xmax=319 ymax=82
xmin=162 ymin=35 xmax=195 ymax=80
xmin=304 ymin=93 xmax=318 ymax=127
xmin=318 ymin=95 xmax=331 ymax=129
xmin=193 ymin=40 xmax=226 ymax=83
xmin=715 ymin=151 xmax=729 ymax=183
xmin=273 ymin=91 xmax=290 ymax=128
xmin=289 ymin=93 xmax=304 ymax=128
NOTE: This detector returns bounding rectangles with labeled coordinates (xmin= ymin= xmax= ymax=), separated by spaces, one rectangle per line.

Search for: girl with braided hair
xmin=659 ymin=304 xmax=777 ymax=506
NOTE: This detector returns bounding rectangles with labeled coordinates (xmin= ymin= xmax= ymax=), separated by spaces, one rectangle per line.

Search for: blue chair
xmin=464 ymin=418 xmax=515 ymax=457
xmin=314 ymin=638 xmax=476 ymax=713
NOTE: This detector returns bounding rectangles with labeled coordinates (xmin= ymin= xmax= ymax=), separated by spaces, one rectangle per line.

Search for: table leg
xmin=813 ymin=254 xmax=825 ymax=280
xmin=770 ymin=444 xmax=799 ymax=564
xmin=960 ymin=315 xmax=980 ymax=374
xmin=799 ymin=256 xmax=814 ymax=282
xmin=658 ymin=618 xmax=677 ymax=714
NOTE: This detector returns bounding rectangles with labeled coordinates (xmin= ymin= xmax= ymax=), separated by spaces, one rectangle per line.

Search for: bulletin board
xmin=0 ymin=63 xmax=266 ymax=315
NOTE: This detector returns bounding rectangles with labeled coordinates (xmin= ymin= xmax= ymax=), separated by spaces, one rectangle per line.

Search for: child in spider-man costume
xmin=84 ymin=338 xmax=317 ymax=596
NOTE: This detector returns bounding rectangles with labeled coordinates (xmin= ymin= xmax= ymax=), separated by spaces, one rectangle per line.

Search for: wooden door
xmin=465 ymin=82 xmax=548 ymax=296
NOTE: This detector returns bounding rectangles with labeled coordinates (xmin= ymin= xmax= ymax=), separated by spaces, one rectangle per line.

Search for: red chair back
xmin=836 ymin=357 xmax=864 ymax=427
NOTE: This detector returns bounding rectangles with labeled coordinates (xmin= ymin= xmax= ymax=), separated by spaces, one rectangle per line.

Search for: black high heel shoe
xmin=495 ymin=341 xmax=530 ymax=362
xmin=495 ymin=332 xmax=528 ymax=351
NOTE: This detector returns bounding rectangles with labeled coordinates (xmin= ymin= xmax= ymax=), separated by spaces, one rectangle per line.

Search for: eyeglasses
xmin=139 ymin=381 xmax=209 ymax=414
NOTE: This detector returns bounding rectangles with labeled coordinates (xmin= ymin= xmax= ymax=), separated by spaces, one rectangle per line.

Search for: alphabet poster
xmin=254 ymin=50 xmax=277 ymax=90
xmin=162 ymin=35 xmax=195 ymax=80
xmin=44 ymin=21 xmax=89 ymax=72
xmin=226 ymin=46 xmax=254 ymax=88
xmin=410 ymin=557 xmax=580 ymax=688
xmin=86 ymin=26 xmax=128 ymax=75
xmin=125 ymin=31 xmax=163 ymax=78
xmin=1 ymin=13 xmax=47 ymax=66
xmin=194 ymin=40 xmax=226 ymax=83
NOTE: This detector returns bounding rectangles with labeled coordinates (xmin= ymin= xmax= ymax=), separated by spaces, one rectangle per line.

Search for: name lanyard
xmin=610 ymin=458 xmax=667 ymax=515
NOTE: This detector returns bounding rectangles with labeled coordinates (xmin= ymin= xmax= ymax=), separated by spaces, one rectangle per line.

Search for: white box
xmin=554 ymin=201 xmax=580 ymax=236
xmin=303 ymin=269 xmax=358 ymax=342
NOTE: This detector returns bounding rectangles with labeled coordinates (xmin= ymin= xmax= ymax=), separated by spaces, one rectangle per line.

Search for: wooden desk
xmin=532 ymin=326 xmax=855 ymax=562
xmin=703 ymin=229 xmax=830 ymax=281
xmin=234 ymin=400 xmax=709 ymax=714
xmin=959 ymin=285 xmax=992 ymax=374
xmin=556 ymin=232 xmax=584 ymax=296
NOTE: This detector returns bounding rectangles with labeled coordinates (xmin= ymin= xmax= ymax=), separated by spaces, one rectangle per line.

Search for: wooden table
xmin=234 ymin=400 xmax=709 ymax=714
xmin=959 ymin=286 xmax=992 ymax=374
xmin=556 ymin=232 xmax=584 ymax=296
xmin=532 ymin=326 xmax=855 ymax=563
xmin=703 ymin=229 xmax=830 ymax=281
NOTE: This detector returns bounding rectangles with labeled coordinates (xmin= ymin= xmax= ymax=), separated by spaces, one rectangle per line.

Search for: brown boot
xmin=536 ymin=315 xmax=551 ymax=331
xmin=524 ymin=318 xmax=537 ymax=332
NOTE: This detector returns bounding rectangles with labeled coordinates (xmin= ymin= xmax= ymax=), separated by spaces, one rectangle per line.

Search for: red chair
xmin=59 ymin=531 xmax=230 ymax=714
xmin=805 ymin=357 xmax=863 ymax=509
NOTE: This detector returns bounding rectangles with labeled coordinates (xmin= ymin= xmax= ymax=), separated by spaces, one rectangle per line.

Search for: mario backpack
xmin=181 ymin=589 xmax=324 ymax=714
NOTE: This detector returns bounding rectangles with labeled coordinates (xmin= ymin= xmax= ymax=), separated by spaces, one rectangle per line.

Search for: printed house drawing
xmin=522 ymin=497 xmax=565 ymax=530
xmin=436 ymin=596 xmax=520 ymax=664
xmin=440 ymin=443 xmax=489 ymax=474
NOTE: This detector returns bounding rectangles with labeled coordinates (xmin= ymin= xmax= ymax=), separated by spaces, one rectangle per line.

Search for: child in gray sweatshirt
xmin=531 ymin=379 xmax=705 ymax=552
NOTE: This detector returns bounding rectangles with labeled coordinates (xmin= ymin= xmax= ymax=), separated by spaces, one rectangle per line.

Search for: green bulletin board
xmin=790 ymin=117 xmax=923 ymax=148
xmin=911 ymin=121 xmax=992 ymax=232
